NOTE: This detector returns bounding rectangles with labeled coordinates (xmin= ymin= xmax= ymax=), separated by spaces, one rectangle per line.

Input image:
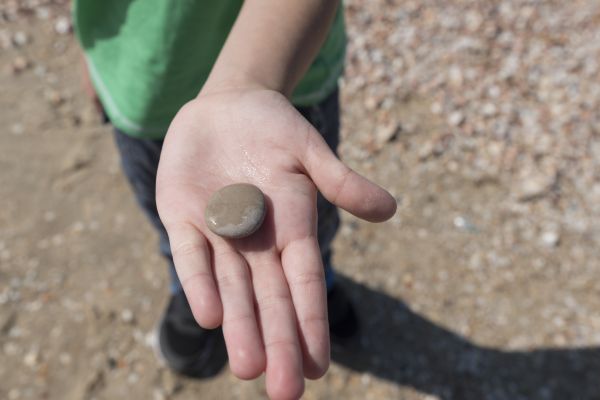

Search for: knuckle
xmin=301 ymin=312 xmax=328 ymax=327
xmin=264 ymin=337 xmax=297 ymax=350
xmin=180 ymin=270 xmax=214 ymax=288
xmin=331 ymin=166 xmax=352 ymax=204
xmin=257 ymin=291 xmax=291 ymax=313
xmin=293 ymin=271 xmax=323 ymax=288
xmin=223 ymin=312 xmax=254 ymax=327
xmin=216 ymin=270 xmax=247 ymax=290
xmin=172 ymin=239 xmax=205 ymax=257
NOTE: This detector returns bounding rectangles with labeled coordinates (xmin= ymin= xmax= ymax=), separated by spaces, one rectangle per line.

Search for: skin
xmin=157 ymin=88 xmax=396 ymax=400
xmin=83 ymin=1 xmax=397 ymax=399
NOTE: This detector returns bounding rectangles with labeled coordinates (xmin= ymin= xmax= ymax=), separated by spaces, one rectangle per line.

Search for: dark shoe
xmin=327 ymin=284 xmax=360 ymax=343
xmin=154 ymin=290 xmax=227 ymax=378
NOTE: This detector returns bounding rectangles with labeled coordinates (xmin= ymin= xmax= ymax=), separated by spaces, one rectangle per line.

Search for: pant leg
xmin=112 ymin=130 xmax=182 ymax=293
xmin=295 ymin=88 xmax=342 ymax=290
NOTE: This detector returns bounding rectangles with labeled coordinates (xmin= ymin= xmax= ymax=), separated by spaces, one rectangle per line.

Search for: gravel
xmin=2 ymin=0 xmax=600 ymax=399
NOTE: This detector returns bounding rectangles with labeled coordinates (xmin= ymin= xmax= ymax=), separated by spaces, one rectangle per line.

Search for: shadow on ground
xmin=331 ymin=274 xmax=600 ymax=400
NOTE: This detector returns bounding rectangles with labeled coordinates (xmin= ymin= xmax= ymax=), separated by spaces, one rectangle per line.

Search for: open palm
xmin=156 ymin=89 xmax=396 ymax=400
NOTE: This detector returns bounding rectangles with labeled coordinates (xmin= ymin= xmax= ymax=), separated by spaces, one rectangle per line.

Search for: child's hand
xmin=156 ymin=87 xmax=396 ymax=399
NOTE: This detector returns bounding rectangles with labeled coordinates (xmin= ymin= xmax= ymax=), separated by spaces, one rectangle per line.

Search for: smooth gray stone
xmin=204 ymin=183 xmax=266 ymax=239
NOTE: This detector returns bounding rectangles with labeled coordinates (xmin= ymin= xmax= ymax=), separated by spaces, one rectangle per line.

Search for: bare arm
xmin=202 ymin=0 xmax=340 ymax=96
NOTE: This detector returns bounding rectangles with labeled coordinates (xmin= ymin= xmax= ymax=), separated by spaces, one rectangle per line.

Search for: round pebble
xmin=204 ymin=183 xmax=266 ymax=239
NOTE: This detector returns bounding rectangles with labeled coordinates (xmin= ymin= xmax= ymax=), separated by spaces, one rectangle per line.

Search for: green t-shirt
xmin=73 ymin=0 xmax=346 ymax=139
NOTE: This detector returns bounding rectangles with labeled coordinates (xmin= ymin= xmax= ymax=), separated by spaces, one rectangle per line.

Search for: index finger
xmin=167 ymin=221 xmax=223 ymax=329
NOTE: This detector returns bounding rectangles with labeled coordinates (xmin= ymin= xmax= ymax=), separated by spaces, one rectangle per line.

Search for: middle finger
xmin=245 ymin=251 xmax=305 ymax=400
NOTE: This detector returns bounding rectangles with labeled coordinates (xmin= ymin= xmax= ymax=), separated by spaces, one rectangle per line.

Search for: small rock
xmin=153 ymin=389 xmax=167 ymax=400
xmin=453 ymin=216 xmax=477 ymax=232
xmin=23 ymin=348 xmax=39 ymax=368
xmin=430 ymin=101 xmax=443 ymax=115
xmin=418 ymin=140 xmax=435 ymax=161
xmin=481 ymin=103 xmax=497 ymax=117
xmin=515 ymin=172 xmax=556 ymax=201
xmin=12 ymin=31 xmax=28 ymax=47
xmin=360 ymin=372 xmax=371 ymax=386
xmin=11 ymin=123 xmax=24 ymax=136
xmin=145 ymin=330 xmax=157 ymax=348
xmin=121 ymin=309 xmax=135 ymax=324
xmin=36 ymin=7 xmax=51 ymax=20
xmin=487 ymin=85 xmax=501 ymax=98
xmin=448 ymin=65 xmax=464 ymax=88
xmin=375 ymin=122 xmax=401 ymax=145
xmin=364 ymin=96 xmax=379 ymax=111
xmin=54 ymin=17 xmax=72 ymax=35
xmin=8 ymin=389 xmax=20 ymax=400
xmin=540 ymin=230 xmax=560 ymax=248
xmin=448 ymin=111 xmax=465 ymax=127
xmin=161 ymin=371 xmax=183 ymax=395
xmin=44 ymin=89 xmax=64 ymax=106
xmin=127 ymin=372 xmax=139 ymax=384
xmin=500 ymin=54 xmax=520 ymax=80
xmin=59 ymin=353 xmax=72 ymax=366
xmin=205 ymin=183 xmax=266 ymax=239
xmin=11 ymin=56 xmax=30 ymax=74
xmin=465 ymin=10 xmax=484 ymax=32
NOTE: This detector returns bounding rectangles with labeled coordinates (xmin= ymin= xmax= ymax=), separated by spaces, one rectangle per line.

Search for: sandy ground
xmin=2 ymin=1 xmax=600 ymax=399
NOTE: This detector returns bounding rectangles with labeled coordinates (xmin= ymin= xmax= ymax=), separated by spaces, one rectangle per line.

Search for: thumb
xmin=302 ymin=128 xmax=397 ymax=222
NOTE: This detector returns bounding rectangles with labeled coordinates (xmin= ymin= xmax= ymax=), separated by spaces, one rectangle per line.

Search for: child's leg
xmin=111 ymin=130 xmax=181 ymax=293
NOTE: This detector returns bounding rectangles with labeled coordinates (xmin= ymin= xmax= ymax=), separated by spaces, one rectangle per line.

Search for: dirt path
xmin=2 ymin=1 xmax=600 ymax=399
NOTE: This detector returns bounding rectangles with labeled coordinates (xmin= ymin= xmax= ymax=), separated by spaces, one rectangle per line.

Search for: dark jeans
xmin=113 ymin=89 xmax=341 ymax=294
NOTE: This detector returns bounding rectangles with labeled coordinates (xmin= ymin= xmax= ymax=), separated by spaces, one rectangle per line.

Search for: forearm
xmin=201 ymin=0 xmax=340 ymax=97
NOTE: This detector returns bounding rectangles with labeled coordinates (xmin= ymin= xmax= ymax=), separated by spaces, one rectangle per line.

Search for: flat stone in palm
xmin=204 ymin=183 xmax=266 ymax=239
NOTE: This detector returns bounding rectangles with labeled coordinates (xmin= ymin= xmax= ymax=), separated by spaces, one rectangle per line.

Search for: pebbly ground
xmin=1 ymin=1 xmax=600 ymax=399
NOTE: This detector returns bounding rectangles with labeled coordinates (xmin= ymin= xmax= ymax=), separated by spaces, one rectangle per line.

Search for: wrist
xmin=199 ymin=66 xmax=287 ymax=99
